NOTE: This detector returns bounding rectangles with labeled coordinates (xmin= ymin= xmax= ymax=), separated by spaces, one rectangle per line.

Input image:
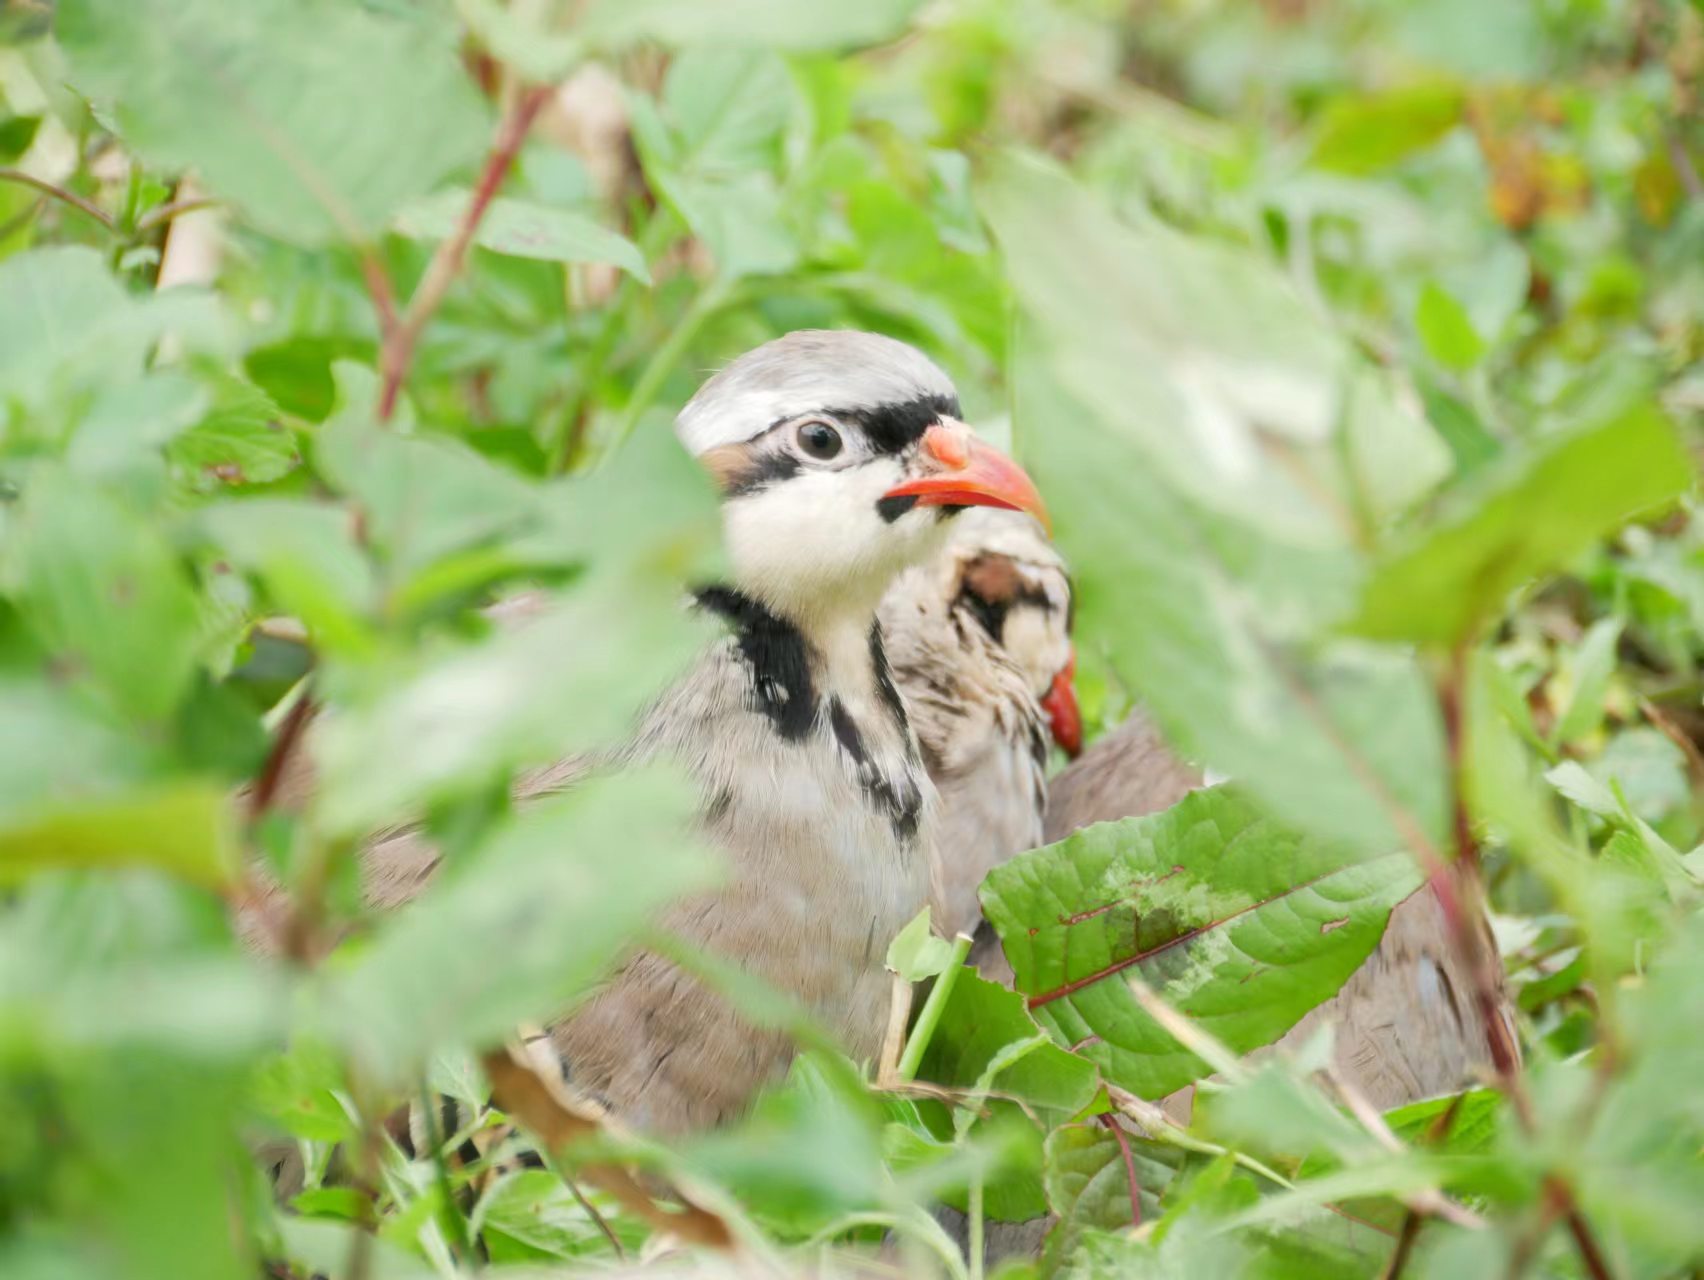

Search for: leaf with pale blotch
xmin=1347 ymin=402 xmax=1692 ymax=646
xmin=982 ymin=787 xmax=1420 ymax=1101
xmin=394 ymin=191 xmax=649 ymax=281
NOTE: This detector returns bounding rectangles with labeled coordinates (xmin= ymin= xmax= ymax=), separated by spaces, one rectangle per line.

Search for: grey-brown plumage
xmin=248 ymin=331 xmax=1053 ymax=1141
xmin=879 ymin=510 xmax=1070 ymax=940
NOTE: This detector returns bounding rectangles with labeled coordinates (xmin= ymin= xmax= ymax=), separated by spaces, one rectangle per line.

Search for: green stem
xmin=599 ymin=277 xmax=735 ymax=461
xmin=897 ymin=934 xmax=973 ymax=1083
xmin=967 ymin=1172 xmax=984 ymax=1280
xmin=546 ymin=210 xmax=681 ymax=474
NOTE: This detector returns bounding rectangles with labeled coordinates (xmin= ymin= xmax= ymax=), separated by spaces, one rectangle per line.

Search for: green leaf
xmin=1008 ymin=343 xmax=1450 ymax=859
xmin=1044 ymin=1122 xmax=1188 ymax=1258
xmin=919 ymin=972 xmax=1100 ymax=1119
xmin=0 ymin=681 xmax=156 ymax=824
xmin=985 ymin=155 xmax=1450 ymax=545
xmin=57 ymin=0 xmax=487 ymax=244
xmin=887 ymin=907 xmax=955 ymax=981
xmin=394 ymin=191 xmax=649 ymax=281
xmin=1553 ymin=617 xmax=1623 ymax=744
xmin=981 ymin=787 xmax=1421 ymax=1100
xmin=630 ymin=49 xmax=800 ymax=279
xmin=0 ymin=247 xmax=219 ymax=413
xmin=1415 ymin=280 xmax=1485 ymax=372
xmin=578 ymin=0 xmax=925 ymax=52
xmin=312 ymin=567 xmax=708 ymax=836
xmin=1310 ymin=83 xmax=1464 ymax=175
xmin=2 ymin=469 xmax=202 ymax=722
xmin=167 ymin=373 xmax=298 ymax=490
xmin=0 ymin=782 xmax=236 ymax=888
xmin=196 ymin=498 xmax=378 ymax=656
xmin=322 ymin=768 xmax=712 ymax=1078
xmin=1347 ymin=402 xmax=1693 ymax=646
xmin=474 ymin=1170 xmax=642 ymax=1262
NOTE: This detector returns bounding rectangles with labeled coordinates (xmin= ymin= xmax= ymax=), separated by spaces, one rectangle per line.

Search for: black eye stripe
xmin=829 ymin=393 xmax=961 ymax=455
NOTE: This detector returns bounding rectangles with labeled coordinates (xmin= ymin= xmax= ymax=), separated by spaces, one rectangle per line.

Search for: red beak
xmin=881 ymin=424 xmax=1051 ymax=533
xmin=1041 ymin=649 xmax=1082 ymax=758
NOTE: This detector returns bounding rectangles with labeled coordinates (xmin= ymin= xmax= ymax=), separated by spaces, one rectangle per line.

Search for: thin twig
xmin=135 ymin=194 xmax=222 ymax=232
xmin=1437 ymin=650 xmax=1618 ymax=1279
xmin=0 ymin=167 xmax=114 ymax=228
xmin=1380 ymin=1208 xmax=1423 ymax=1280
xmin=564 ymin=1175 xmax=627 ymax=1260
xmin=248 ymin=689 xmax=316 ymax=820
xmin=377 ymin=85 xmax=552 ymax=421
xmin=1561 ymin=1196 xmax=1616 ymax=1280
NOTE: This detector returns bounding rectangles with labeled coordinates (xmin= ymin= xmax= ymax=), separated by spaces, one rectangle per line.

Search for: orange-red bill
xmin=1041 ymin=651 xmax=1082 ymax=757
xmin=882 ymin=426 xmax=1051 ymax=532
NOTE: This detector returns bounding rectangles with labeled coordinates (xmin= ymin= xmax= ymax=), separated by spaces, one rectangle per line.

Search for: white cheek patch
xmin=722 ymin=457 xmax=947 ymax=615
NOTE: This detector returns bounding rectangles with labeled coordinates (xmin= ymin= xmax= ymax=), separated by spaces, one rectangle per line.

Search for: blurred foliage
xmin=0 ymin=0 xmax=1699 ymax=1277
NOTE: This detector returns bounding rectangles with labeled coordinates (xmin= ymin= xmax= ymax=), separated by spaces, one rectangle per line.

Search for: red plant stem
xmin=1437 ymin=647 xmax=1617 ymax=1280
xmin=248 ymin=690 xmax=316 ymax=820
xmin=376 ymin=84 xmax=552 ymax=421
xmin=1100 ymin=1115 xmax=1143 ymax=1229
xmin=1380 ymin=1208 xmax=1422 ymax=1280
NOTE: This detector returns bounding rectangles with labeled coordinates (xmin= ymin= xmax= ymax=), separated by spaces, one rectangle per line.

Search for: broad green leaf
xmin=578 ymin=0 xmax=924 ymax=52
xmin=985 ymin=155 xmax=1451 ymax=545
xmin=981 ymin=787 xmax=1420 ymax=1100
xmin=0 ymin=247 xmax=220 ymax=413
xmin=1553 ymin=617 xmax=1623 ymax=744
xmin=394 ymin=190 xmax=649 ymax=281
xmin=1009 ymin=345 xmax=1450 ymax=858
xmin=1347 ymin=402 xmax=1692 ymax=645
xmin=681 ymin=1049 xmax=893 ymax=1236
xmin=322 ymin=768 xmax=712 ymax=1078
xmin=630 ymin=49 xmax=800 ymax=279
xmin=0 ymin=782 xmax=235 ymax=888
xmin=0 ymin=681 xmax=156 ymax=824
xmin=918 ymin=971 xmax=1100 ymax=1119
xmin=474 ymin=1170 xmax=644 ymax=1262
xmin=312 ymin=567 xmax=708 ymax=835
xmin=196 ymin=498 xmax=377 ymax=656
xmin=2 ymin=469 xmax=202 ymax=722
xmin=1415 ymin=281 xmax=1485 ymax=372
xmin=167 ymin=373 xmax=298 ymax=490
xmin=67 ymin=371 xmax=209 ymax=484
xmin=57 ymin=0 xmax=487 ymax=244
xmin=1044 ymin=1122 xmax=1189 ymax=1259
xmin=1310 ymin=83 xmax=1464 ymax=174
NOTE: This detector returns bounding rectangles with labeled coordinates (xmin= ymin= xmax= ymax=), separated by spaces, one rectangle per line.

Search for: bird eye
xmin=795 ymin=420 xmax=843 ymax=461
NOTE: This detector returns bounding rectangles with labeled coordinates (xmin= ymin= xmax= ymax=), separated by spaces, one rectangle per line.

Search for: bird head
xmin=942 ymin=510 xmax=1081 ymax=757
xmin=676 ymin=331 xmax=1048 ymax=627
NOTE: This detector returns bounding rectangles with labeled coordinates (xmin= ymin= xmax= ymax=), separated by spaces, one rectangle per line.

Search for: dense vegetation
xmin=0 ymin=1 xmax=1700 ymax=1277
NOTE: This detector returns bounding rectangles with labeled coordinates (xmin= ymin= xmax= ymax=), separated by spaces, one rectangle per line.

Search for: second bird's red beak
xmin=1041 ymin=649 xmax=1083 ymax=758
xmin=881 ymin=423 xmax=1051 ymax=533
